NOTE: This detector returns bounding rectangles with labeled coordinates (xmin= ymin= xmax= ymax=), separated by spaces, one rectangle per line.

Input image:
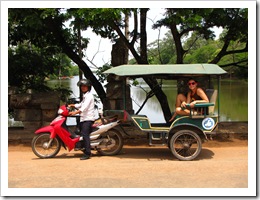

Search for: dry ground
xmin=6 ymin=138 xmax=251 ymax=196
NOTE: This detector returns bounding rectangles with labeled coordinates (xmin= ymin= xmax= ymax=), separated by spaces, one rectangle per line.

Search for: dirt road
xmin=5 ymin=139 xmax=250 ymax=196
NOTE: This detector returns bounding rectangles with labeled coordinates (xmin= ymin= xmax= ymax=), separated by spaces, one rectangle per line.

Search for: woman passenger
xmin=169 ymin=78 xmax=209 ymax=122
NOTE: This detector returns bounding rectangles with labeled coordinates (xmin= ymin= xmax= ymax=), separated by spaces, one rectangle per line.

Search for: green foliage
xmin=8 ymin=43 xmax=59 ymax=92
xmin=132 ymin=79 xmax=140 ymax=86
xmin=8 ymin=7 xmax=248 ymax=96
xmin=149 ymin=8 xmax=247 ymax=79
xmin=49 ymin=53 xmax=78 ymax=79
xmin=95 ymin=64 xmax=111 ymax=83
xmin=152 ymin=8 xmax=248 ymax=77
xmin=147 ymin=31 xmax=176 ymax=64
xmin=70 ymin=66 xmax=80 ymax=76
xmin=154 ymin=8 xmax=216 ymax=39
xmin=184 ymin=40 xmax=218 ymax=63
xmin=146 ymin=29 xmax=247 ymax=78
xmin=72 ymin=8 xmax=123 ymax=40
xmin=53 ymin=87 xmax=73 ymax=102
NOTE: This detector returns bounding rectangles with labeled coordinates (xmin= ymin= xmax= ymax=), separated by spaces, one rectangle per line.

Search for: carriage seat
xmin=205 ymin=89 xmax=218 ymax=115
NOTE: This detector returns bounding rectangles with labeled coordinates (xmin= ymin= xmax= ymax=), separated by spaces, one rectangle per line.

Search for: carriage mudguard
xmin=35 ymin=126 xmax=55 ymax=138
xmin=170 ymin=116 xmax=218 ymax=132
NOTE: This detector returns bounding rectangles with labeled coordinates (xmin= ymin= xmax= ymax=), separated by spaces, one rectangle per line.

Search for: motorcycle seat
xmin=92 ymin=121 xmax=102 ymax=128
xmin=92 ymin=115 xmax=118 ymax=127
xmin=103 ymin=115 xmax=118 ymax=123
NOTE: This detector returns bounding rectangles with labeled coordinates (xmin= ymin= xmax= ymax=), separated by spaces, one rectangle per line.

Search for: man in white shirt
xmin=69 ymin=79 xmax=95 ymax=160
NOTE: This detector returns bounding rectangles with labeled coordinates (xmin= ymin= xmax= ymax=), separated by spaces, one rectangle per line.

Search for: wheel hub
xmin=183 ymin=142 xmax=190 ymax=150
xmin=42 ymin=142 xmax=49 ymax=150
xmin=99 ymin=139 xmax=116 ymax=148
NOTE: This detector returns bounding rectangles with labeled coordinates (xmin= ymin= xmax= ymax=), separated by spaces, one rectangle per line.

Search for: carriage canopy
xmin=103 ymin=64 xmax=227 ymax=78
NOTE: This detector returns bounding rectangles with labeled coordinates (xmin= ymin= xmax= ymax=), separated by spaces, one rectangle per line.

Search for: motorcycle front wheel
xmin=31 ymin=133 xmax=61 ymax=158
xmin=97 ymin=129 xmax=123 ymax=156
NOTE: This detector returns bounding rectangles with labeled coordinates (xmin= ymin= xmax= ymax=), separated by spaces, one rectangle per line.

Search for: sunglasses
xmin=188 ymin=82 xmax=196 ymax=86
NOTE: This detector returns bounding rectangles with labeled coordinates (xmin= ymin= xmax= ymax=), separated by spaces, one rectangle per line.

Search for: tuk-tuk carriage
xmin=103 ymin=64 xmax=227 ymax=161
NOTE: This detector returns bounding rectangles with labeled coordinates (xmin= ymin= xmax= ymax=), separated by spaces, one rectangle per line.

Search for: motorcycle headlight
xmin=58 ymin=108 xmax=64 ymax=115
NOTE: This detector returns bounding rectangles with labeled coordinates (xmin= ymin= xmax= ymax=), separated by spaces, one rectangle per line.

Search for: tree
xmin=8 ymin=8 xmax=248 ymax=123
xmin=153 ymin=8 xmax=248 ymax=68
xmin=8 ymin=42 xmax=58 ymax=91
xmin=208 ymin=9 xmax=248 ymax=66
xmin=63 ymin=8 xmax=172 ymax=120
xmin=8 ymin=8 xmax=107 ymax=103
xmin=146 ymin=31 xmax=176 ymax=64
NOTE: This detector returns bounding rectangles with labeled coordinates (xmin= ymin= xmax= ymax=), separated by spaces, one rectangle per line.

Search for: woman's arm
xmin=186 ymin=92 xmax=191 ymax=103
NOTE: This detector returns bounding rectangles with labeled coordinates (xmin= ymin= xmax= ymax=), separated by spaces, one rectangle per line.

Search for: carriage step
xmin=148 ymin=132 xmax=167 ymax=145
xmin=149 ymin=142 xmax=166 ymax=146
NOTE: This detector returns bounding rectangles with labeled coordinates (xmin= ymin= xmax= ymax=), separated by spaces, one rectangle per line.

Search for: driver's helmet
xmin=77 ymin=79 xmax=92 ymax=90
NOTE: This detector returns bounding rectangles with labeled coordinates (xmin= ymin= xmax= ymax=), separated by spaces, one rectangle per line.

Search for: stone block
xmin=41 ymin=103 xmax=59 ymax=110
xmin=8 ymin=86 xmax=19 ymax=95
xmin=30 ymin=92 xmax=61 ymax=106
xmin=42 ymin=121 xmax=52 ymax=127
xmin=9 ymin=94 xmax=32 ymax=108
xmin=22 ymin=121 xmax=42 ymax=130
xmin=42 ymin=109 xmax=57 ymax=121
xmin=14 ymin=109 xmax=41 ymax=121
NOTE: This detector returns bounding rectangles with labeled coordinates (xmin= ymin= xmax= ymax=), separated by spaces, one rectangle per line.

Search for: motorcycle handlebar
xmin=67 ymin=97 xmax=80 ymax=104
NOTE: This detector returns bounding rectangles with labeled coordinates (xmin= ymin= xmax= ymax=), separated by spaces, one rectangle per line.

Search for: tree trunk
xmin=143 ymin=77 xmax=172 ymax=122
xmin=140 ymin=9 xmax=148 ymax=62
xmin=124 ymin=11 xmax=130 ymax=64
xmin=45 ymin=17 xmax=106 ymax=103
xmin=111 ymin=9 xmax=172 ymax=121
xmin=139 ymin=9 xmax=172 ymax=121
xmin=77 ymin=23 xmax=83 ymax=100
xmin=59 ymin=38 xmax=106 ymax=103
xmin=169 ymin=23 xmax=185 ymax=64
xmin=63 ymin=45 xmax=107 ymax=103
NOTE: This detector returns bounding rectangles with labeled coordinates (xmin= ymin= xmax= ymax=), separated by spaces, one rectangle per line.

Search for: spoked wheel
xmin=97 ymin=129 xmax=123 ymax=156
xmin=170 ymin=130 xmax=202 ymax=161
xmin=31 ymin=133 xmax=61 ymax=158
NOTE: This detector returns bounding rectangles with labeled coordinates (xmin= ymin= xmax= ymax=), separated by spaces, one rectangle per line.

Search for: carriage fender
xmin=35 ymin=126 xmax=55 ymax=138
xmin=168 ymin=124 xmax=204 ymax=139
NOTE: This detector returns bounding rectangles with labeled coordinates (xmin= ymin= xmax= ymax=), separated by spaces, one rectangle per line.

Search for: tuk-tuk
xmin=103 ymin=64 xmax=227 ymax=161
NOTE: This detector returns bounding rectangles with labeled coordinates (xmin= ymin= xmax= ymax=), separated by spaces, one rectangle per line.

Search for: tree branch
xmin=219 ymin=59 xmax=248 ymax=68
xmin=224 ymin=42 xmax=248 ymax=56
xmin=130 ymin=10 xmax=138 ymax=46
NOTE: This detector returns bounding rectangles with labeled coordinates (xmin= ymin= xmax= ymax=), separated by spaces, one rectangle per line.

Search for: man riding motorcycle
xmin=68 ymin=79 xmax=95 ymax=160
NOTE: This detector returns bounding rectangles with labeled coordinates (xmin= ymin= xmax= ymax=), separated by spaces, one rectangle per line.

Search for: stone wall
xmin=9 ymin=87 xmax=61 ymax=131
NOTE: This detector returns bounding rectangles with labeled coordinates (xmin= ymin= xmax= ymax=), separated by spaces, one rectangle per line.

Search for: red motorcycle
xmin=31 ymin=105 xmax=123 ymax=158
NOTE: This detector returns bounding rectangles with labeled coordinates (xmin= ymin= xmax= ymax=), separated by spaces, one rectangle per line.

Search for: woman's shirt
xmin=190 ymin=89 xmax=202 ymax=102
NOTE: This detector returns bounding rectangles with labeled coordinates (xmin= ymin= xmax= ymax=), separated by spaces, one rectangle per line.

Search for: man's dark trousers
xmin=80 ymin=121 xmax=94 ymax=156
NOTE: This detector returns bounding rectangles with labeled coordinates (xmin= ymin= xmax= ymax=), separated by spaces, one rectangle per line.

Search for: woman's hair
xmin=188 ymin=78 xmax=197 ymax=83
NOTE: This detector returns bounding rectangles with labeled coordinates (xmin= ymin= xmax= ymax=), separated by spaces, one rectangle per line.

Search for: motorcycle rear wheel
xmin=97 ymin=129 xmax=123 ymax=156
xmin=31 ymin=133 xmax=61 ymax=158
